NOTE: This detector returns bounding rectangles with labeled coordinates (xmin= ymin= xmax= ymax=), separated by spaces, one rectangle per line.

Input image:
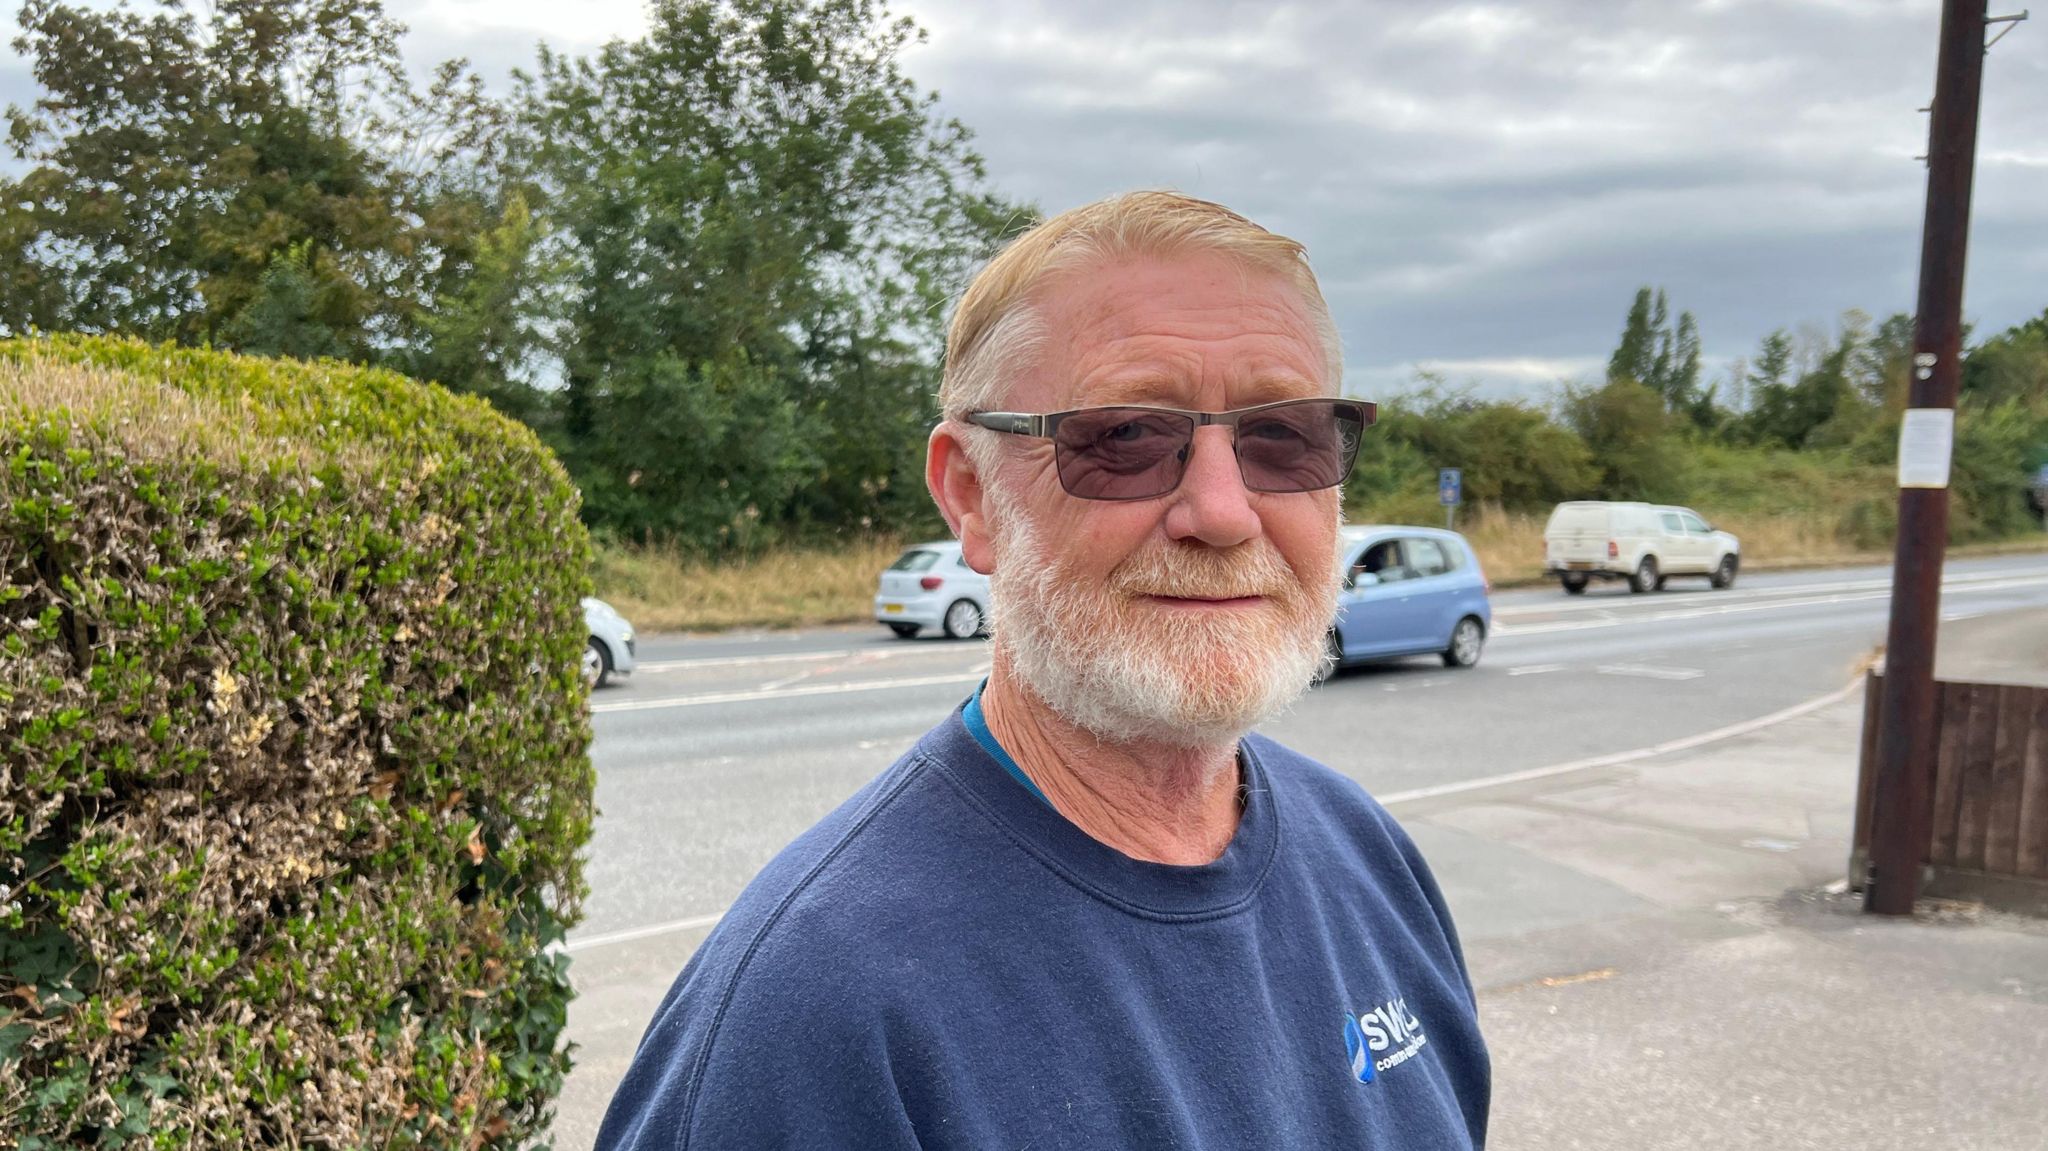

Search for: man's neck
xmin=979 ymin=658 xmax=1244 ymax=865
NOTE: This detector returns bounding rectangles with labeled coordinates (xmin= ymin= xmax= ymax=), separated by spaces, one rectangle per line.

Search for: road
xmin=574 ymin=553 xmax=2048 ymax=948
xmin=550 ymin=553 xmax=2048 ymax=1146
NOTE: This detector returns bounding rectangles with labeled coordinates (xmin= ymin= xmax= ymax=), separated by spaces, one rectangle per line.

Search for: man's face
xmin=980 ymin=251 xmax=1343 ymax=748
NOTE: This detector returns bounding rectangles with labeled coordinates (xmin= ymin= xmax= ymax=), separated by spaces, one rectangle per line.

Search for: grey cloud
xmin=897 ymin=0 xmax=2047 ymax=396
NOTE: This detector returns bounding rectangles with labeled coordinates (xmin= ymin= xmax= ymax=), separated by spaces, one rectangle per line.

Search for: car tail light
xmin=1608 ymin=539 xmax=1619 ymax=558
xmin=920 ymin=576 xmax=944 ymax=591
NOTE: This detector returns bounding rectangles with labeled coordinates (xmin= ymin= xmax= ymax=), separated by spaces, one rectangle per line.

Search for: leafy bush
xmin=0 ymin=336 xmax=594 ymax=1147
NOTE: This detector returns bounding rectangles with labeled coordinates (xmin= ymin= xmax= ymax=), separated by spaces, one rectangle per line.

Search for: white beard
xmin=985 ymin=489 xmax=1339 ymax=750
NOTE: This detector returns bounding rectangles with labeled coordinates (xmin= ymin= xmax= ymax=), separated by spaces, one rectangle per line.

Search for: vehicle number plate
xmin=1566 ymin=562 xmax=1593 ymax=571
xmin=883 ymin=603 xmax=904 ymax=613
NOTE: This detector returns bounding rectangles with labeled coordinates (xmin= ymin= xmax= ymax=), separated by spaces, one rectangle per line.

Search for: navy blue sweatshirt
xmin=597 ymin=707 xmax=1490 ymax=1149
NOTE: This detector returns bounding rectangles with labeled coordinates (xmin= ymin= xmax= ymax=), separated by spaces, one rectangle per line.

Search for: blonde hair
xmin=940 ymin=191 xmax=1343 ymax=424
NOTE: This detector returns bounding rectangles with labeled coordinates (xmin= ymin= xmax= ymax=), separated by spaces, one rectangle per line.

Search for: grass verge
xmin=592 ymin=536 xmax=909 ymax=633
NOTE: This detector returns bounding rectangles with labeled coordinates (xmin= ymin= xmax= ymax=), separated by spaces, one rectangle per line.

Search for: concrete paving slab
xmin=1405 ymin=821 xmax=1657 ymax=940
xmin=1529 ymin=779 xmax=1818 ymax=842
xmin=1482 ymin=891 xmax=2048 ymax=1151
xmin=1427 ymin=799 xmax=1824 ymax=911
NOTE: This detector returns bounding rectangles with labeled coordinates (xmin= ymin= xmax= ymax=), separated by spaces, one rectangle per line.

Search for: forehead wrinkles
xmin=1039 ymin=272 xmax=1325 ymax=406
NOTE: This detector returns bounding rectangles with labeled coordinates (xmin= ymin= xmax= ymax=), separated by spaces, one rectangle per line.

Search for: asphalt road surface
xmin=573 ymin=553 xmax=2048 ymax=950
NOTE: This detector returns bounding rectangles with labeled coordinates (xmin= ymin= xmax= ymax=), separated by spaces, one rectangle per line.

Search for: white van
xmin=1543 ymin=501 xmax=1740 ymax=594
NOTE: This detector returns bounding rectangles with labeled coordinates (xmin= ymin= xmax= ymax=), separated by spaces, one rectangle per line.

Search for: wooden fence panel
xmin=1930 ymin=680 xmax=1968 ymax=867
xmin=1854 ymin=673 xmax=2048 ymax=898
xmin=2018 ymin=690 xmax=2048 ymax=881
xmin=1953 ymin=684 xmax=2000 ymax=872
xmin=1985 ymin=684 xmax=2031 ymax=875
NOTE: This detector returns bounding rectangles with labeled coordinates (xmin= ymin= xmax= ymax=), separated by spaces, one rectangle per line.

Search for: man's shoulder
xmin=596 ymin=724 xmax=993 ymax=1147
xmin=715 ymin=731 xmax=988 ymax=963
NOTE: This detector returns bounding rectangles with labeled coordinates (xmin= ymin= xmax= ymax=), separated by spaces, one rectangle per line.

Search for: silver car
xmin=875 ymin=541 xmax=991 ymax=639
xmin=583 ymin=597 xmax=636 ymax=688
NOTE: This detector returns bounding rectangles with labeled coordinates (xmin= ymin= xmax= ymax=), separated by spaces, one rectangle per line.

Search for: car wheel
xmin=1630 ymin=555 xmax=1659 ymax=594
xmin=943 ymin=598 xmax=984 ymax=640
xmin=583 ymin=638 xmax=611 ymax=690
xmin=887 ymin=622 xmax=920 ymax=638
xmin=1711 ymin=554 xmax=1739 ymax=590
xmin=1315 ymin=629 xmax=1344 ymax=685
xmin=1441 ymin=616 xmax=1485 ymax=668
xmin=1561 ymin=573 xmax=1589 ymax=595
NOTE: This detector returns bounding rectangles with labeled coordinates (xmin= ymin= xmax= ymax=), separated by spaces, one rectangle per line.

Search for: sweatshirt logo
xmin=1342 ymin=999 xmax=1427 ymax=1084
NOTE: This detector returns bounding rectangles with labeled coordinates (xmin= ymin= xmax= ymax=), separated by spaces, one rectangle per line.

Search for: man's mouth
xmin=1135 ymin=592 xmax=1272 ymax=608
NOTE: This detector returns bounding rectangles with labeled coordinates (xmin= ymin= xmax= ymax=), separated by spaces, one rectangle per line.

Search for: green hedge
xmin=0 ymin=336 xmax=595 ymax=1147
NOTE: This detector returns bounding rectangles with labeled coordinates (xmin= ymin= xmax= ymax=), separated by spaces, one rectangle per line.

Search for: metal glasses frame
xmin=964 ymin=396 xmax=1377 ymax=499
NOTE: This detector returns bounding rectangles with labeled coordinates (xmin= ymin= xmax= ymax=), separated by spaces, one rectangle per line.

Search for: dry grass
xmin=598 ymin=511 xmax=2048 ymax=635
xmin=1449 ymin=504 xmax=2048 ymax=588
xmin=592 ymin=536 xmax=911 ymax=633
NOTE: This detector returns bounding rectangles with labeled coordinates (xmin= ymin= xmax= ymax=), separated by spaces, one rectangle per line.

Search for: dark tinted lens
xmin=1049 ymin=408 xmax=1194 ymax=500
xmin=1235 ymin=400 xmax=1368 ymax=493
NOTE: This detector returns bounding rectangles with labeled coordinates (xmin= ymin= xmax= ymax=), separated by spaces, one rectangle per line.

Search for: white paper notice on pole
xmin=1897 ymin=408 xmax=1955 ymax=489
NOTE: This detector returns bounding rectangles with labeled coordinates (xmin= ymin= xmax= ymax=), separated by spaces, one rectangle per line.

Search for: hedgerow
xmin=0 ymin=335 xmax=594 ymax=1147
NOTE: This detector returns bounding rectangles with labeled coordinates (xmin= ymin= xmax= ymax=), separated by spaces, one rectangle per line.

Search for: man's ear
xmin=927 ymin=423 xmax=997 ymax=574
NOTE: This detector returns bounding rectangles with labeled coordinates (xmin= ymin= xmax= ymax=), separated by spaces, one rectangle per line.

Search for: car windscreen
xmin=889 ymin=550 xmax=943 ymax=573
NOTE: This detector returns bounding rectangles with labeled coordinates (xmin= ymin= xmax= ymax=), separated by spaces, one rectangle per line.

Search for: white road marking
xmin=636 ymin=648 xmax=861 ymax=672
xmin=570 ymin=675 xmax=1870 ymax=953
xmin=563 ymin=912 xmax=724 ymax=954
xmin=590 ymin=671 xmax=984 ymax=714
xmin=1507 ymin=664 xmax=1569 ymax=677
xmin=636 ymin=643 xmax=978 ymax=673
xmin=1596 ymin=664 xmax=1705 ymax=681
xmin=1493 ymin=574 xmax=2048 ymax=638
xmin=1491 ymin=566 xmax=2048 ymax=620
xmin=1373 ymin=677 xmax=1862 ymax=807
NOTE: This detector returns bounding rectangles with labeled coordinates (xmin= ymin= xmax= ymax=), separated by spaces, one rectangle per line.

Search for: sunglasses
xmin=966 ymin=397 xmax=1375 ymax=501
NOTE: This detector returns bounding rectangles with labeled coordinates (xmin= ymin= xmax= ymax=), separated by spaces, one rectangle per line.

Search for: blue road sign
xmin=1439 ymin=468 xmax=1462 ymax=507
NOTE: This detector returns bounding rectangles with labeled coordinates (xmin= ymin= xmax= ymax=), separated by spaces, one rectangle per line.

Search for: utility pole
xmin=1864 ymin=0 xmax=1990 ymax=915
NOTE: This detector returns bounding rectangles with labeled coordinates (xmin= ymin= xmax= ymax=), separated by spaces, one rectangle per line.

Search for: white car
xmin=875 ymin=541 xmax=991 ymax=639
xmin=583 ymin=597 xmax=636 ymax=687
xmin=1543 ymin=501 xmax=1740 ymax=594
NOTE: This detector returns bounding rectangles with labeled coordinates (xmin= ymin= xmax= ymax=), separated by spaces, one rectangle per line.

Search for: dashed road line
xmin=591 ymin=671 xmax=984 ymax=714
xmin=1596 ymin=664 xmax=1706 ymax=681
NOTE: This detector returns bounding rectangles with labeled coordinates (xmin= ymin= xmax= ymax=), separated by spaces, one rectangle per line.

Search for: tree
xmin=408 ymin=191 xmax=560 ymax=422
xmin=225 ymin=241 xmax=352 ymax=361
xmin=1963 ymin=307 xmax=2048 ymax=409
xmin=517 ymin=0 xmax=1029 ymax=549
xmin=1608 ymin=287 xmax=1657 ymax=387
xmin=1561 ymin=376 xmax=1676 ymax=498
xmin=1606 ymin=285 xmax=1703 ymax=414
xmin=1 ymin=0 xmax=510 ymax=366
xmin=1374 ymin=380 xmax=1597 ymax=511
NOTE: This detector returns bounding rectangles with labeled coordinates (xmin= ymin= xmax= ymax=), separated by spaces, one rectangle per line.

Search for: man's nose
xmin=1164 ymin=425 xmax=1260 ymax=548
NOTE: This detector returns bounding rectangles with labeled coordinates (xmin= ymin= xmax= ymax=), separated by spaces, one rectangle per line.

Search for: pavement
xmin=551 ymin=608 xmax=2048 ymax=1149
xmin=1437 ymin=608 xmax=2048 ymax=1150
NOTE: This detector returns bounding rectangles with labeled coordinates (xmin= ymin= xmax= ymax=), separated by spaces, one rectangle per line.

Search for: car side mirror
xmin=1351 ymin=571 xmax=1381 ymax=589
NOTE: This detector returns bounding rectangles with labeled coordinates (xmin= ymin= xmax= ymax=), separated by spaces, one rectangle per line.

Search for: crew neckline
xmin=918 ymin=703 xmax=1281 ymax=921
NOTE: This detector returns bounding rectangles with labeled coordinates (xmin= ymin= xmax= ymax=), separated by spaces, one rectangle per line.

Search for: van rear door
xmin=1546 ymin=503 xmax=1612 ymax=569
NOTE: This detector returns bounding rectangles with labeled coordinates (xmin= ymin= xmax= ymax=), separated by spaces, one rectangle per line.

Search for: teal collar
xmin=962 ymin=681 xmax=1053 ymax=808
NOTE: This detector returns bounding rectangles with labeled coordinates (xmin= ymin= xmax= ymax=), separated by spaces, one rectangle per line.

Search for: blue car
xmin=1325 ymin=525 xmax=1492 ymax=674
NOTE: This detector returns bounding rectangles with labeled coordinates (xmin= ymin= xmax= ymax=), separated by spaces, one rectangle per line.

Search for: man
xmin=598 ymin=192 xmax=1491 ymax=1149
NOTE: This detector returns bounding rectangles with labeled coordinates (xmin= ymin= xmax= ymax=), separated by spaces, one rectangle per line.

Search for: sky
xmin=6 ymin=1 xmax=2045 ymax=402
